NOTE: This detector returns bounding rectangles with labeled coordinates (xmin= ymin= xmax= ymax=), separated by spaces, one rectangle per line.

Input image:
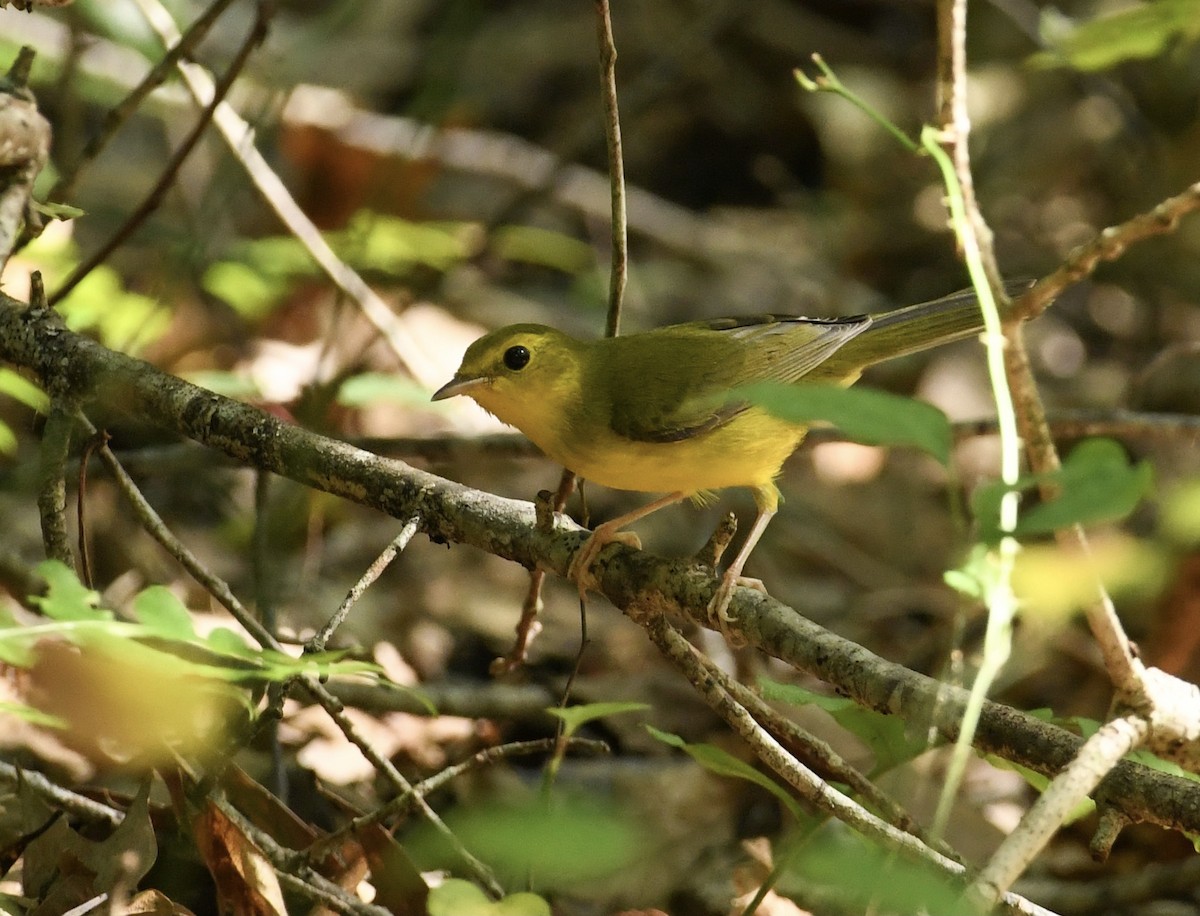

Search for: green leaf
xmin=428 ymin=879 xmax=551 ymax=916
xmin=29 ymin=561 xmax=108 ymax=621
xmin=183 ymin=370 xmax=263 ymax=400
xmin=0 ymin=368 xmax=49 ymax=412
xmin=0 ymin=700 xmax=68 ymax=729
xmin=737 ymin=382 xmax=951 ymax=465
xmin=337 ymin=372 xmax=431 ymax=408
xmin=132 ymin=587 xmax=196 ymax=640
xmin=1033 ymin=0 xmax=1200 ymax=71
xmin=202 ymin=261 xmax=287 ymax=320
xmin=758 ymin=679 xmax=927 ymax=775
xmin=334 ymin=213 xmax=474 ymax=274
xmin=414 ymin=795 xmax=644 ymax=887
xmin=492 ymin=224 xmax=594 ymax=274
xmin=0 ymin=421 xmax=17 ymax=455
xmin=546 ymin=702 xmax=650 ymax=739
xmin=646 ymin=725 xmax=805 ymax=819
xmin=973 ymin=438 xmax=1153 ymax=543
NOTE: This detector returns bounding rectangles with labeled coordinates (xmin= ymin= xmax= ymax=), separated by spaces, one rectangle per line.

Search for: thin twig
xmin=50 ymin=2 xmax=272 ymax=305
xmin=212 ymin=795 xmax=392 ymax=916
xmin=131 ymin=0 xmax=438 ymax=386
xmin=76 ymin=428 xmax=110 ymax=588
xmin=305 ymin=736 xmax=609 ymax=863
xmin=294 ymin=676 xmax=503 ymax=896
xmin=308 ymin=516 xmax=421 ymax=653
xmin=968 ymin=714 xmax=1150 ymax=908
xmin=0 ymin=758 xmax=124 ymax=827
xmin=642 ymin=614 xmax=1052 ymax=916
xmin=594 ymin=0 xmax=627 ymax=337
xmin=87 ymin=417 xmax=503 ymax=894
xmin=1018 ymin=179 xmax=1200 ymax=322
xmin=91 ymin=424 xmax=281 ymax=652
xmin=45 ymin=0 xmax=241 ymax=205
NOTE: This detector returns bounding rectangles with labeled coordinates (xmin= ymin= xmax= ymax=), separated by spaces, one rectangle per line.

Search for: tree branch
xmin=2 ymin=290 xmax=1200 ymax=839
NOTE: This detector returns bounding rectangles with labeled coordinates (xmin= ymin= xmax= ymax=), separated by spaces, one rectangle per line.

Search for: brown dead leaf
xmin=23 ymin=782 xmax=157 ymax=916
xmin=121 ymin=889 xmax=198 ymax=915
xmin=194 ymin=800 xmax=286 ymax=916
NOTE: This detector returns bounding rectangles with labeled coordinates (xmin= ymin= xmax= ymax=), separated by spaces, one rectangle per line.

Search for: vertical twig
xmin=37 ymin=407 xmax=74 ymax=568
xmin=594 ymin=0 xmax=628 ymax=337
xmin=307 ymin=517 xmax=422 ymax=653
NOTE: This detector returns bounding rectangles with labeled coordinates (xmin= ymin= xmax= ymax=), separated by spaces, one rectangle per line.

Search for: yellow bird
xmin=432 ymin=288 xmax=990 ymax=624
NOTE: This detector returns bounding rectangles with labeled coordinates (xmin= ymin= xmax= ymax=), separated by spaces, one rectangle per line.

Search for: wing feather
xmin=603 ymin=314 xmax=871 ymax=443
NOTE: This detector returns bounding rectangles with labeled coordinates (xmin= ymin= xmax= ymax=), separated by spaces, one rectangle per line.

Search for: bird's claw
xmin=706 ymin=574 xmax=767 ymax=644
xmin=568 ymin=529 xmax=642 ymax=594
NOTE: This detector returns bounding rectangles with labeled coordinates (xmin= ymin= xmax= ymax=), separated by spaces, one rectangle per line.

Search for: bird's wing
xmin=608 ymin=314 xmax=872 ymax=443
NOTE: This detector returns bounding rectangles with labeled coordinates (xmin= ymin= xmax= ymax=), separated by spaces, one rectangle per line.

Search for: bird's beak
xmin=431 ymin=375 xmax=488 ymax=401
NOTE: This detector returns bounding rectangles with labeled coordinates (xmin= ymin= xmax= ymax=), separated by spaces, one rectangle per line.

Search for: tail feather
xmin=821 ymin=283 xmax=1026 ymax=374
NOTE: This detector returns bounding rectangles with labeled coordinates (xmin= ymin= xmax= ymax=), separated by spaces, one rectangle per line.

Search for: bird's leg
xmin=568 ymin=491 xmax=687 ymax=594
xmin=707 ymin=506 xmax=776 ymax=628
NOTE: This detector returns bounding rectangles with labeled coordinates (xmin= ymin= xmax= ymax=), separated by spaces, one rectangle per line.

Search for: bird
xmin=432 ymin=287 xmax=995 ymax=626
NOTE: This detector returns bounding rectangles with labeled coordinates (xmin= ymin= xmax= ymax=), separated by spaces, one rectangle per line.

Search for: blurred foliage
xmin=2 ymin=0 xmax=1200 ymax=912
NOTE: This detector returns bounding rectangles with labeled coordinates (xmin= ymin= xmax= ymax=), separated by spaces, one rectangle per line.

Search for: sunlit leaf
xmin=493 ymin=224 xmax=594 ymax=274
xmin=0 ymin=420 xmax=17 ymax=455
xmin=0 ymin=699 xmax=68 ymax=728
xmin=30 ymin=560 xmax=107 ymax=621
xmin=737 ymin=382 xmax=951 ymax=465
xmin=1012 ymin=534 xmax=1167 ymax=622
xmin=973 ymin=439 xmax=1153 ymax=544
xmin=411 ymin=794 xmax=645 ymax=888
xmin=337 ymin=372 xmax=431 ymax=408
xmin=183 ymin=370 xmax=263 ymax=400
xmin=202 ymin=261 xmax=288 ymax=320
xmin=334 ymin=212 xmax=476 ymax=273
xmin=1160 ymin=478 xmax=1200 ymax=547
xmin=132 ymin=587 xmax=196 ymax=640
xmin=428 ymin=879 xmax=550 ymax=916
xmin=0 ymin=367 xmax=49 ymax=412
xmin=546 ymin=702 xmax=650 ymax=739
xmin=1033 ymin=0 xmax=1200 ymax=71
xmin=57 ymin=266 xmax=170 ymax=355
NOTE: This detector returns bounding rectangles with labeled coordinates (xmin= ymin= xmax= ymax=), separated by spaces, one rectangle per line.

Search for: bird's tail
xmin=824 ymin=283 xmax=1026 ymax=373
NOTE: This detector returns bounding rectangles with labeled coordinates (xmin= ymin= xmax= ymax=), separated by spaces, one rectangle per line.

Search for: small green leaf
xmin=492 ymin=224 xmax=594 ymax=274
xmin=738 ymin=382 xmax=951 ymax=465
xmin=1033 ymin=0 xmax=1200 ymax=71
xmin=0 ymin=421 xmax=17 ymax=455
xmin=0 ymin=700 xmax=68 ymax=729
xmin=132 ymin=587 xmax=196 ymax=640
xmin=337 ymin=372 xmax=430 ymax=408
xmin=204 ymin=627 xmax=255 ymax=657
xmin=428 ymin=880 xmax=551 ymax=916
xmin=0 ymin=368 xmax=49 ymax=412
xmin=30 ymin=561 xmax=108 ymax=621
xmin=183 ymin=370 xmax=263 ymax=400
xmin=546 ymin=702 xmax=650 ymax=739
xmin=202 ymin=261 xmax=287 ymax=320
xmin=758 ymin=679 xmax=927 ymax=775
xmin=974 ymin=438 xmax=1153 ymax=543
xmin=646 ymin=725 xmax=805 ymax=819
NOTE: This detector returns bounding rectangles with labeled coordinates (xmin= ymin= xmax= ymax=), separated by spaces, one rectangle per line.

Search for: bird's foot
xmin=568 ymin=527 xmax=642 ymax=594
xmin=706 ymin=574 xmax=766 ymax=645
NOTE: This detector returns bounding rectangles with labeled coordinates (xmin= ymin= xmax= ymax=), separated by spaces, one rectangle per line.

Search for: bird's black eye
xmin=503 ymin=345 xmax=531 ymax=371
